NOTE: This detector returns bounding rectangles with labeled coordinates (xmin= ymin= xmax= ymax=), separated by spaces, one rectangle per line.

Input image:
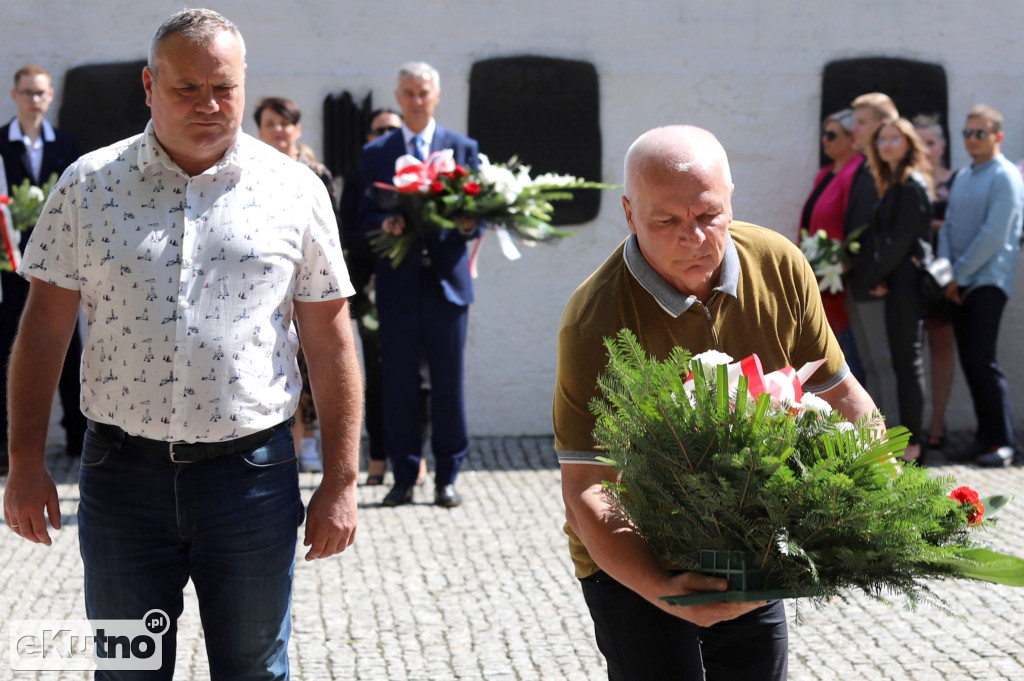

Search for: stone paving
xmin=2 ymin=431 xmax=1023 ymax=680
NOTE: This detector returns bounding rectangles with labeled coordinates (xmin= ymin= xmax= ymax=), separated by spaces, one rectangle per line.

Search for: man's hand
xmin=302 ymin=478 xmax=358 ymax=561
xmin=382 ymin=215 xmax=406 ymax=236
xmin=648 ymin=571 xmax=768 ymax=627
xmin=868 ymin=282 xmax=889 ymax=297
xmin=943 ymin=280 xmax=962 ymax=304
xmin=3 ymin=458 xmax=61 ymax=546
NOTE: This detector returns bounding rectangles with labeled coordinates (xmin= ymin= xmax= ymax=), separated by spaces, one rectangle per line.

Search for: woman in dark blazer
xmin=855 ymin=117 xmax=933 ymax=464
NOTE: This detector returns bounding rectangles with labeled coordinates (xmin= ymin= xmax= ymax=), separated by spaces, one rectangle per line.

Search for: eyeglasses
xmin=821 ymin=130 xmax=839 ymax=141
xmin=876 ymin=137 xmax=904 ymax=146
xmin=16 ymin=89 xmax=49 ymax=100
xmin=962 ymin=129 xmax=993 ymax=140
xmin=370 ymin=126 xmax=399 ymax=137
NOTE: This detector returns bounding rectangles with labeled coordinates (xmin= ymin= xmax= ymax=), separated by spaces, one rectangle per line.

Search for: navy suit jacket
xmin=0 ymin=120 xmax=77 ymax=249
xmin=0 ymin=121 xmax=77 ymax=189
xmin=359 ymin=125 xmax=480 ymax=307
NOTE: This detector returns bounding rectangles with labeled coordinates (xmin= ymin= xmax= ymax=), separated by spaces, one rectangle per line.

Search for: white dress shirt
xmin=401 ymin=119 xmax=436 ymax=157
xmin=8 ymin=117 xmax=56 ymax=185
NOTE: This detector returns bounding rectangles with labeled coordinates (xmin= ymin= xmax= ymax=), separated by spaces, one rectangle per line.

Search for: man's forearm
xmin=294 ymin=298 xmax=363 ymax=487
xmin=817 ymin=372 xmax=879 ymax=426
xmin=562 ymin=464 xmax=673 ymax=598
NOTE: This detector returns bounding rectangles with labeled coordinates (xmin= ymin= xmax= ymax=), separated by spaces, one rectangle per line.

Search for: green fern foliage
xmin=591 ymin=328 xmax=1024 ymax=608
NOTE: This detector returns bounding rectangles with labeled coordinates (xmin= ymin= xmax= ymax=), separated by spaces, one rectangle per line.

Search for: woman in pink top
xmin=799 ymin=108 xmax=864 ymax=380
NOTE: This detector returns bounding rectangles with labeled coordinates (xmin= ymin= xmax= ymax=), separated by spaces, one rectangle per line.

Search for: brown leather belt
xmin=87 ymin=419 xmax=291 ymax=464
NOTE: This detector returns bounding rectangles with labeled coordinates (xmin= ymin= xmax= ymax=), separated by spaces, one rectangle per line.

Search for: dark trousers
xmin=378 ymin=271 xmax=469 ymax=487
xmin=949 ymin=285 xmax=1014 ymax=448
xmin=884 ymin=280 xmax=925 ymax=443
xmin=0 ymin=271 xmax=87 ymax=448
xmin=348 ymin=252 xmax=430 ymax=463
xmin=580 ymin=571 xmax=788 ymax=681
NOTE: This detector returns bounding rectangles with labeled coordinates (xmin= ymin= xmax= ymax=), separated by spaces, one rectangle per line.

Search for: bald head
xmin=620 ymin=125 xmax=735 ymax=302
xmin=623 ymin=125 xmax=733 ymax=200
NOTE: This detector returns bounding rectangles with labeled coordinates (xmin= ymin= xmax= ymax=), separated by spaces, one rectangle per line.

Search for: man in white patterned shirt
xmin=2 ymin=9 xmax=362 ymax=679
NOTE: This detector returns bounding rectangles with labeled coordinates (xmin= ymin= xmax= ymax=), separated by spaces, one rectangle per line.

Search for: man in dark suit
xmin=359 ymin=61 xmax=481 ymax=508
xmin=0 ymin=64 xmax=84 ymax=464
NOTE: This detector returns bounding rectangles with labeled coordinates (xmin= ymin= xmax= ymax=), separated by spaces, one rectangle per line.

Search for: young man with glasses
xmin=939 ymin=104 xmax=1024 ymax=467
xmin=0 ymin=65 xmax=84 ymax=472
xmin=1 ymin=66 xmax=77 ymax=189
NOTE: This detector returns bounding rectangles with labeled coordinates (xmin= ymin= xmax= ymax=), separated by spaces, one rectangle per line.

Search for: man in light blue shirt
xmin=939 ymin=104 xmax=1024 ymax=467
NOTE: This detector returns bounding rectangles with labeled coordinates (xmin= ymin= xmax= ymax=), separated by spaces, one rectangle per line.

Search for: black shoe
xmin=976 ymin=446 xmax=1015 ymax=468
xmin=435 ymin=484 xmax=462 ymax=508
xmin=946 ymin=441 xmax=987 ymax=463
xmin=382 ymin=483 xmax=414 ymax=507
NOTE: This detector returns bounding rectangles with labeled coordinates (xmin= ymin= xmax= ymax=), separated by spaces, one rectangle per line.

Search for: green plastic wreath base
xmin=660 ymin=550 xmax=821 ymax=605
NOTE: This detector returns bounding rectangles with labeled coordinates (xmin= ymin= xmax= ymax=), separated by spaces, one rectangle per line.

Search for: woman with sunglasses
xmin=856 ymin=117 xmax=934 ymax=464
xmin=799 ymin=108 xmax=865 ymax=381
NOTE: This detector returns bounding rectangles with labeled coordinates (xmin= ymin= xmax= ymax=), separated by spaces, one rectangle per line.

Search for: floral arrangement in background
xmin=1 ymin=173 xmax=58 ymax=271
xmin=798 ymin=224 xmax=865 ymax=294
xmin=370 ymin=150 xmax=615 ymax=269
xmin=591 ymin=329 xmax=1024 ymax=613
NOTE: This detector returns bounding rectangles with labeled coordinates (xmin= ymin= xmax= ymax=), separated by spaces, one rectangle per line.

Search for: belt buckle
xmin=168 ymin=442 xmax=191 ymax=464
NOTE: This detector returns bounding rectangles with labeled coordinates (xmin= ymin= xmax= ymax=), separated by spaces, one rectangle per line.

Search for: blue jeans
xmin=949 ymin=286 xmax=1014 ymax=449
xmin=78 ymin=425 xmax=304 ymax=680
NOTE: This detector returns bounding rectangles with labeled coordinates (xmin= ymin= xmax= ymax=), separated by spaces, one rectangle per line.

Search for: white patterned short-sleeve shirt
xmin=20 ymin=122 xmax=354 ymax=442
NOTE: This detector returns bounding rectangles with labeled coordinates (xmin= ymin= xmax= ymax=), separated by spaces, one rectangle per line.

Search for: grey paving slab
xmin=2 ymin=430 xmax=1023 ymax=680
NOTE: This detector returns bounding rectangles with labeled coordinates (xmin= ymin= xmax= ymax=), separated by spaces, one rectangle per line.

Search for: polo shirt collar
xmin=622 ymin=232 xmax=739 ymax=317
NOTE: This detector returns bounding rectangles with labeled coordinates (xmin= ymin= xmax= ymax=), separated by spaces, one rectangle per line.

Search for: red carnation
xmin=949 ymin=486 xmax=985 ymax=526
xmin=453 ymin=165 xmax=469 ymax=178
xmin=463 ymin=181 xmax=481 ymax=196
xmin=429 ymin=180 xmax=445 ymax=194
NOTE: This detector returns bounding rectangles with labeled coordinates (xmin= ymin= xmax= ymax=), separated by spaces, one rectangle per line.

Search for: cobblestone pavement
xmin=1 ymin=431 xmax=1023 ymax=680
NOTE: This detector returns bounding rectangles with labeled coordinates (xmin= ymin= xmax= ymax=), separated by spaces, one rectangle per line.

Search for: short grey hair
xmin=824 ymin=108 xmax=855 ymax=134
xmin=148 ymin=8 xmax=246 ymax=73
xmin=397 ymin=61 xmax=440 ymax=90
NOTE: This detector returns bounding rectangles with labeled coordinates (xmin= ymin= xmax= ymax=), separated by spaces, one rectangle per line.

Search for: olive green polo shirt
xmin=554 ymin=221 xmax=848 ymax=578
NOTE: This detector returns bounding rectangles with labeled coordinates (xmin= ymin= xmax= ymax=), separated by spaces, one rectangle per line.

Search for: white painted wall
xmin=5 ymin=0 xmax=1024 ymax=436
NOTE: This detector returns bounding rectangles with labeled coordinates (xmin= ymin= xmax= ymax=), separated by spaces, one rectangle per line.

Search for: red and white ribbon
xmin=684 ymin=351 xmax=828 ymax=411
xmin=392 ymin=150 xmax=456 ymax=192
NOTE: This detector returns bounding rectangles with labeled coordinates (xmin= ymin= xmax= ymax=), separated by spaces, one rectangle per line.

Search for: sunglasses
xmin=821 ymin=130 xmax=842 ymax=141
xmin=962 ymin=129 xmax=993 ymax=140
xmin=371 ymin=125 xmax=400 ymax=137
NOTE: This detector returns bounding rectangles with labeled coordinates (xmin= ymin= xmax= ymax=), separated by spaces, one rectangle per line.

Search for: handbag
xmin=914 ymin=239 xmax=953 ymax=304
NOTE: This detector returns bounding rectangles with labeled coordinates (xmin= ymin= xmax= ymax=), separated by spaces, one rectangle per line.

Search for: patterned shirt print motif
xmin=20 ymin=122 xmax=354 ymax=442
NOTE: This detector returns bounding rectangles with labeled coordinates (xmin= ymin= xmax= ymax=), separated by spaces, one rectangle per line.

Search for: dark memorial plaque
xmin=468 ymin=56 xmax=601 ymax=225
xmin=820 ymin=57 xmax=949 ymax=168
xmin=323 ymin=90 xmax=375 ymax=180
xmin=58 ymin=60 xmax=150 ymax=156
